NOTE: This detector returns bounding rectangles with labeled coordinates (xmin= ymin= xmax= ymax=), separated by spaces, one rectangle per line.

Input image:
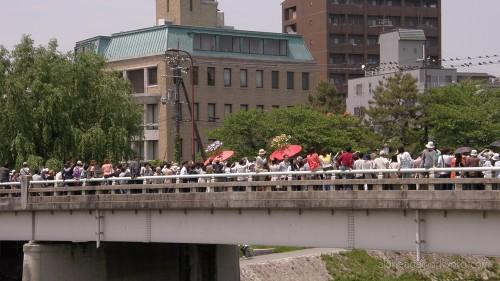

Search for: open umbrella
xmin=270 ymin=145 xmax=302 ymax=161
xmin=454 ymin=147 xmax=474 ymax=154
xmin=490 ymin=140 xmax=500 ymax=147
xmin=204 ymin=150 xmax=235 ymax=166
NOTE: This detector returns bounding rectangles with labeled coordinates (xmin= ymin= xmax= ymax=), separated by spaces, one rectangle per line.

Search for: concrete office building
xmin=282 ymin=0 xmax=441 ymax=97
xmin=76 ymin=0 xmax=316 ymax=161
xmin=346 ymin=29 xmax=454 ymax=116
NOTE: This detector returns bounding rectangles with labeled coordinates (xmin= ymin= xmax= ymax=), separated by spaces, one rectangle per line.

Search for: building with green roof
xmin=76 ymin=21 xmax=316 ymax=162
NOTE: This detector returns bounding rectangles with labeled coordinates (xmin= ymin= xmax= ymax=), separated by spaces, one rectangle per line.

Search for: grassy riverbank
xmin=322 ymin=250 xmax=500 ymax=281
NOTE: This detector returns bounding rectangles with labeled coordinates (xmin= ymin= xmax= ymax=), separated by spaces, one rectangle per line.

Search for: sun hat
xmin=492 ymin=153 xmax=500 ymax=161
xmin=425 ymin=141 xmax=435 ymax=149
xmin=470 ymin=150 xmax=478 ymax=157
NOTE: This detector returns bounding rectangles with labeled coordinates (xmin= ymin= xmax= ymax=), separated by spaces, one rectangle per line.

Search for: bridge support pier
xmin=22 ymin=242 xmax=240 ymax=281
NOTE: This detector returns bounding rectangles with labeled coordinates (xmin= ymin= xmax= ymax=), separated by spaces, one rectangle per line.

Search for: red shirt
xmin=307 ymin=153 xmax=322 ymax=171
xmin=338 ymin=152 xmax=354 ymax=169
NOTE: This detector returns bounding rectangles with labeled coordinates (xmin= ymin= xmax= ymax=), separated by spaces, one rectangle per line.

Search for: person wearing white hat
xmin=420 ymin=141 xmax=437 ymax=170
xmin=255 ymin=149 xmax=268 ymax=173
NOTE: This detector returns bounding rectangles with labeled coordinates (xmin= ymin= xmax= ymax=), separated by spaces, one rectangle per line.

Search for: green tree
xmin=308 ymin=81 xmax=346 ymax=114
xmin=209 ymin=107 xmax=379 ymax=158
xmin=421 ymin=82 xmax=500 ymax=148
xmin=365 ymin=72 xmax=422 ymax=147
xmin=0 ymin=36 xmax=143 ymax=168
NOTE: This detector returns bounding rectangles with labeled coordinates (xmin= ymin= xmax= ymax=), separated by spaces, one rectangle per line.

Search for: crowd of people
xmin=0 ymin=141 xmax=499 ymax=191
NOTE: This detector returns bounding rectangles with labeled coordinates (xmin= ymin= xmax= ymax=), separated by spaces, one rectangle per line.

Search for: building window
xmin=224 ymin=68 xmax=232 ymax=87
xmin=367 ymin=36 xmax=379 ymax=46
xmin=233 ymin=37 xmax=240 ymax=52
xmin=348 ymin=35 xmax=363 ymax=46
xmin=194 ymin=103 xmax=200 ymax=121
xmin=330 ymin=73 xmax=346 ymax=86
xmin=218 ymin=36 xmax=233 ymax=52
xmin=367 ymin=55 xmax=380 ymax=65
xmin=224 ymin=104 xmax=233 ymax=117
xmin=207 ymin=67 xmax=216 ymax=86
xmin=356 ymin=84 xmax=363 ymax=96
xmin=331 ymin=34 xmax=346 ymax=45
xmin=148 ymin=67 xmax=158 ymax=86
xmin=423 ymin=0 xmax=438 ymax=8
xmin=127 ymin=69 xmax=144 ymax=94
xmin=240 ymin=104 xmax=248 ymax=111
xmin=256 ymin=105 xmax=264 ymax=112
xmin=330 ymin=14 xmax=345 ymax=25
xmin=347 ymin=15 xmax=364 ymax=25
xmin=330 ymin=54 xmax=346 ymax=65
xmin=147 ymin=140 xmax=158 ymax=160
xmin=264 ymin=39 xmax=280 ymax=56
xmin=256 ymin=70 xmax=264 ymax=88
xmin=194 ymin=34 xmax=216 ymax=51
xmin=208 ymin=103 xmax=216 ymax=122
xmin=302 ymin=72 xmax=310 ymax=91
xmin=249 ymin=38 xmax=264 ymax=54
xmin=189 ymin=0 xmax=193 ymax=11
xmin=349 ymin=54 xmax=364 ymax=65
xmin=279 ymin=40 xmax=288 ymax=56
xmin=192 ymin=66 xmax=199 ymax=85
xmin=287 ymin=72 xmax=294 ymax=90
xmin=272 ymin=71 xmax=279 ymax=89
xmin=422 ymin=17 xmax=438 ymax=29
xmin=241 ymin=37 xmax=250 ymax=53
xmin=405 ymin=17 xmax=418 ymax=28
xmin=272 ymin=105 xmax=280 ymax=109
xmin=146 ymin=104 xmax=159 ymax=130
xmin=240 ymin=69 xmax=248 ymax=88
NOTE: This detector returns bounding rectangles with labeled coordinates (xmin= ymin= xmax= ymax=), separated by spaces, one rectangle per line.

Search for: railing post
xmin=246 ymin=175 xmax=253 ymax=192
xmin=21 ymin=176 xmax=31 ymax=210
xmin=484 ymin=171 xmax=493 ymax=191
xmin=428 ymin=169 xmax=435 ymax=191
xmin=374 ymin=172 xmax=383 ymax=191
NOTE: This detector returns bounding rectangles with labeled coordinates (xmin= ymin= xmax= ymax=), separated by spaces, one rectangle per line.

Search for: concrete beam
xmin=3 ymin=191 xmax=500 ymax=212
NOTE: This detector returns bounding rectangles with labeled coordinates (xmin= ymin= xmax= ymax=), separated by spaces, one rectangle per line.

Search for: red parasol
xmin=270 ymin=145 xmax=302 ymax=161
xmin=204 ymin=150 xmax=235 ymax=166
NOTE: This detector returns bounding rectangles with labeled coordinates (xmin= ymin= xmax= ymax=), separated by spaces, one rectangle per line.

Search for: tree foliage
xmin=365 ymin=72 xmax=423 ymax=147
xmin=421 ymin=82 xmax=500 ymax=148
xmin=0 ymin=36 xmax=143 ymax=168
xmin=308 ymin=81 xmax=346 ymax=114
xmin=209 ymin=107 xmax=380 ymax=158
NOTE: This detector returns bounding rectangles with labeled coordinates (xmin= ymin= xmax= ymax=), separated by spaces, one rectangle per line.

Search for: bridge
xmin=1 ymin=167 xmax=500 ymax=281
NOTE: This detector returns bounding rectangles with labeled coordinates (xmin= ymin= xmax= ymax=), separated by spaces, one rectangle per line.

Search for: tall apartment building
xmin=282 ymin=0 xmax=441 ymax=97
xmin=76 ymin=0 xmax=316 ymax=162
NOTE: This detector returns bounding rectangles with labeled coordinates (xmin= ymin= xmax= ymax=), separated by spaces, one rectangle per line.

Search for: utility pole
xmin=164 ymin=49 xmax=205 ymax=163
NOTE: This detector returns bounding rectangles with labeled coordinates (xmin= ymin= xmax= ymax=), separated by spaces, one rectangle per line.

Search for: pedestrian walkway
xmin=240 ymin=248 xmax=343 ymax=265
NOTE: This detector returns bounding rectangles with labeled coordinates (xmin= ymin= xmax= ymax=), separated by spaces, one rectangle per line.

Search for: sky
xmin=1 ymin=0 xmax=499 ymax=76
